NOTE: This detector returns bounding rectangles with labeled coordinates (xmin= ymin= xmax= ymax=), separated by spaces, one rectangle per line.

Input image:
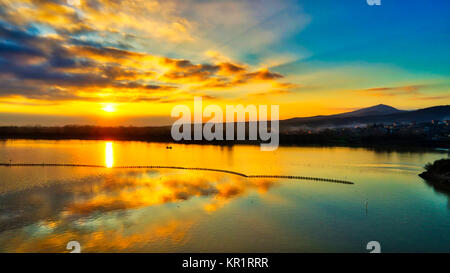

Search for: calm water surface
xmin=0 ymin=140 xmax=449 ymax=252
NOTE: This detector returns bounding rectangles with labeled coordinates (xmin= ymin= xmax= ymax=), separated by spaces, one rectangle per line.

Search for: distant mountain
xmin=282 ymin=104 xmax=404 ymax=125
xmin=331 ymin=104 xmax=405 ymax=118
xmin=281 ymin=105 xmax=450 ymax=129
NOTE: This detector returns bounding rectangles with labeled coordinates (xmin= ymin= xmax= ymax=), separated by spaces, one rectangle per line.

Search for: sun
xmin=102 ymin=103 xmax=116 ymax=113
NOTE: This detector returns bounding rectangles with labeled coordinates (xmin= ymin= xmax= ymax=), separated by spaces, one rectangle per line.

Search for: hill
xmin=281 ymin=105 xmax=450 ymax=130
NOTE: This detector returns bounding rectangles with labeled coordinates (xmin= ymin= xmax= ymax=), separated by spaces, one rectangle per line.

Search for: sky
xmin=0 ymin=0 xmax=449 ymax=126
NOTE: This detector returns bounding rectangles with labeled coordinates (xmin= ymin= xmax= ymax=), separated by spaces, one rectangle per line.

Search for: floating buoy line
xmin=0 ymin=163 xmax=354 ymax=185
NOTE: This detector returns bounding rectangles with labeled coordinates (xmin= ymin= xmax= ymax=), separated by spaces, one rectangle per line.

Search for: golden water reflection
xmin=105 ymin=141 xmax=114 ymax=168
xmin=0 ymin=169 xmax=276 ymax=252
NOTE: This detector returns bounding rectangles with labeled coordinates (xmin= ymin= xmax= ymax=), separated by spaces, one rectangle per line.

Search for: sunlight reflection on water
xmin=105 ymin=142 xmax=114 ymax=168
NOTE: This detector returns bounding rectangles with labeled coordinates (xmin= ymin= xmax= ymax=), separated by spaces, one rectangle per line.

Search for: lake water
xmin=0 ymin=139 xmax=449 ymax=253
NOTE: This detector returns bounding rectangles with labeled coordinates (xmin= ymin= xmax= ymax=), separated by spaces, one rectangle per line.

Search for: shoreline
xmin=0 ymin=136 xmax=448 ymax=153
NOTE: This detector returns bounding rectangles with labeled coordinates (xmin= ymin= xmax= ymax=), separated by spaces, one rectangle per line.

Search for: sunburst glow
xmin=102 ymin=104 xmax=116 ymax=113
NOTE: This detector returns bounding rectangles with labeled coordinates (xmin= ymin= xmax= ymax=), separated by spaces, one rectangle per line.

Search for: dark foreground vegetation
xmin=0 ymin=122 xmax=448 ymax=149
xmin=420 ymin=159 xmax=450 ymax=186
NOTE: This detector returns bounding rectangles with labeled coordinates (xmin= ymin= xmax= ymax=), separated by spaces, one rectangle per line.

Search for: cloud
xmin=247 ymin=89 xmax=291 ymax=98
xmin=217 ymin=62 xmax=246 ymax=75
xmin=0 ymin=13 xmax=292 ymax=104
xmin=2 ymin=0 xmax=194 ymax=43
xmin=358 ymin=85 xmax=425 ymax=97
xmin=412 ymin=95 xmax=450 ymax=101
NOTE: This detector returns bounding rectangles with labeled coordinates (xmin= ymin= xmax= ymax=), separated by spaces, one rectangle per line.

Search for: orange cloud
xmin=359 ymin=85 xmax=424 ymax=97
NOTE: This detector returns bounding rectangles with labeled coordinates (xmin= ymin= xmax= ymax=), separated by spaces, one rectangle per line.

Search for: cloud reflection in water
xmin=0 ymin=169 xmax=276 ymax=252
